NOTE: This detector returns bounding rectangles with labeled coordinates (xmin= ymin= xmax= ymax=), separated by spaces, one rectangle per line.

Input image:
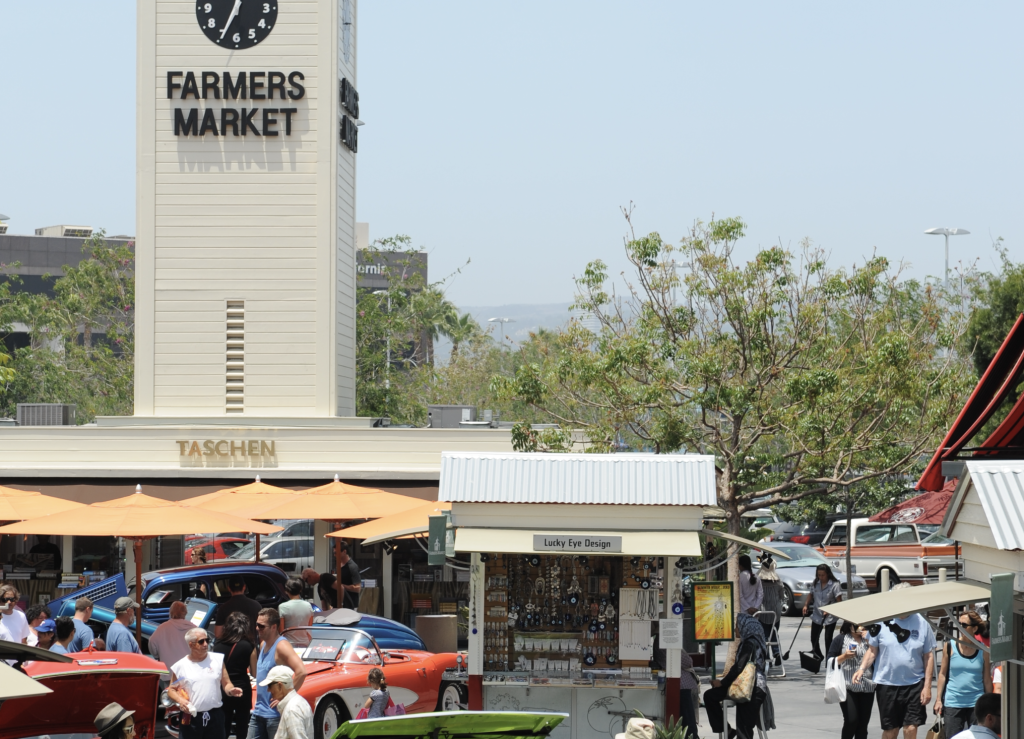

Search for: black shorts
xmin=876 ymin=681 xmax=926 ymax=729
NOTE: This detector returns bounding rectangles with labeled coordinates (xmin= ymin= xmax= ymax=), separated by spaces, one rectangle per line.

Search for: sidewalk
xmin=699 ymin=614 xmax=847 ymax=738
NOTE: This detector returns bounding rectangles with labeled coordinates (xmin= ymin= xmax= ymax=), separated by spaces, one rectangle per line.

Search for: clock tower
xmin=135 ymin=0 xmax=359 ymax=418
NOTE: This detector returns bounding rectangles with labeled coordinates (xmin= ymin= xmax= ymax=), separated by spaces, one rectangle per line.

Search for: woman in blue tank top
xmin=934 ymin=610 xmax=992 ymax=736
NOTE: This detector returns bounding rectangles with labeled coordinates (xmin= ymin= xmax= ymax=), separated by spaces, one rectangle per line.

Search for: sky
xmin=1 ymin=2 xmax=1022 ymax=308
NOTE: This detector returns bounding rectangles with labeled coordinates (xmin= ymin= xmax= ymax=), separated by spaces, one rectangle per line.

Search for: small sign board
xmin=428 ymin=515 xmax=447 ymax=566
xmin=659 ymin=619 xmax=684 ymax=649
xmin=989 ymin=572 xmax=1014 ymax=663
xmin=691 ymin=582 xmax=734 ymax=642
xmin=533 ymin=534 xmax=622 ymax=553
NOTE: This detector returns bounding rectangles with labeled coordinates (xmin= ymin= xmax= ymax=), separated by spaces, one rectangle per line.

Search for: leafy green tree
xmin=0 ymin=232 xmax=134 ymax=422
xmin=496 ymin=211 xmax=975 ymax=648
xmin=965 ymin=242 xmax=1024 ymax=377
xmin=442 ymin=311 xmax=482 ymax=359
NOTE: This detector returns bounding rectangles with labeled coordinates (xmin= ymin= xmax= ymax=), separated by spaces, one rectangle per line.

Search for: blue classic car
xmin=49 ymin=562 xmax=426 ymax=651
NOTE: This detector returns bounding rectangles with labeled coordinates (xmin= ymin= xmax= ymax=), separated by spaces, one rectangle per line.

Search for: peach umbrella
xmin=329 ymin=500 xmax=451 ymax=545
xmin=0 ymin=486 xmax=282 ymax=642
xmin=0 ymin=485 xmax=84 ymax=521
xmin=258 ymin=476 xmax=425 ymax=601
xmin=180 ymin=476 xmax=303 ymax=562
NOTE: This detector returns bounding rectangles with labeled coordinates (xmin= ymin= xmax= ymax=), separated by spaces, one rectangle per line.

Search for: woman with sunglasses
xmin=802 ymin=564 xmax=843 ymax=658
xmin=168 ymin=628 xmax=244 ymax=739
xmin=827 ymin=621 xmax=875 ymax=739
xmin=934 ymin=610 xmax=992 ymax=736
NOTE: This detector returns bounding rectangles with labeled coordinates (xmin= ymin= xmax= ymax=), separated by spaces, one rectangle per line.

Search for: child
xmin=363 ymin=668 xmax=389 ymax=718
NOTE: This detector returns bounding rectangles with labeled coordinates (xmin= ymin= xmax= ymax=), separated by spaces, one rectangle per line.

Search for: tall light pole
xmin=924 ymin=227 xmax=970 ymax=288
xmin=372 ymin=289 xmax=391 ymax=391
xmin=488 ymin=317 xmax=515 ymax=350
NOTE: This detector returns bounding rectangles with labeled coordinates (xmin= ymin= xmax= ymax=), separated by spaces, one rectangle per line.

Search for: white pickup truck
xmin=818 ymin=518 xmax=962 ymax=591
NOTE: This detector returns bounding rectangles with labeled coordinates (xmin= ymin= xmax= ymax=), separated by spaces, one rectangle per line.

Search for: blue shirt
xmin=68 ymin=618 xmax=95 ymax=653
xmin=50 ymin=643 xmax=68 ymax=654
xmin=106 ymin=621 xmax=141 ymax=654
xmin=254 ymin=636 xmax=285 ymax=718
xmin=945 ymin=642 xmax=985 ymax=708
xmin=867 ymin=613 xmax=936 ymax=686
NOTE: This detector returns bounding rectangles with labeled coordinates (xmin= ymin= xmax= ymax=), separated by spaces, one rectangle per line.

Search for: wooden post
xmin=133 ymin=539 xmax=144 ymax=643
xmin=255 ymin=533 xmax=261 ymax=563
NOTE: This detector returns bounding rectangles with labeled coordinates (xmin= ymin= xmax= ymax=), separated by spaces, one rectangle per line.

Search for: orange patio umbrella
xmin=181 ymin=476 xmax=304 ymax=562
xmin=257 ymin=476 xmax=426 ymax=602
xmin=0 ymin=486 xmax=282 ymax=642
xmin=329 ymin=500 xmax=451 ymax=545
xmin=0 ymin=485 xmax=84 ymax=521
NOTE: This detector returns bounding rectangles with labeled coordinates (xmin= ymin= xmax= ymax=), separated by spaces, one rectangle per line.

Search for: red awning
xmin=870 ymin=481 xmax=956 ymax=525
xmin=917 ymin=313 xmax=1024 ymax=491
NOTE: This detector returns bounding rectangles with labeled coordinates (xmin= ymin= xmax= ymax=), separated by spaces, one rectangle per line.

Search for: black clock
xmin=196 ymin=0 xmax=278 ymax=49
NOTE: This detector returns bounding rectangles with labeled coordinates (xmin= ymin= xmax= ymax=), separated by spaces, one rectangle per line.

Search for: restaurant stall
xmin=438 ymin=451 xmax=717 ymax=739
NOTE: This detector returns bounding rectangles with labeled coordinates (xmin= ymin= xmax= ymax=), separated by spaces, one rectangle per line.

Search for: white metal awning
xmin=454 ymin=528 xmax=703 ymax=557
xmin=821 ymin=581 xmax=990 ymax=624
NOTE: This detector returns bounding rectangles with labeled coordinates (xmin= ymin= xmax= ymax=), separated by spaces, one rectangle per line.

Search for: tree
xmin=965 ymin=242 xmax=1024 ymax=378
xmin=0 ymin=232 xmax=134 ymax=422
xmin=496 ymin=211 xmax=975 ymax=657
xmin=442 ymin=311 xmax=482 ymax=359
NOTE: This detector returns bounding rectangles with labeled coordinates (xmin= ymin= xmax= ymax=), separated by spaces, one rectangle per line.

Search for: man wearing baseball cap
xmin=106 ymin=597 xmax=141 ymax=654
xmin=259 ymin=666 xmax=312 ymax=739
xmin=34 ymin=618 xmax=56 ymax=650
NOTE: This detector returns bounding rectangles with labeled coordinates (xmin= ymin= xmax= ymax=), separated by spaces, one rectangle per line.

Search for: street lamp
xmin=372 ymin=289 xmax=391 ymax=390
xmin=488 ymin=317 xmax=516 ymax=350
xmin=924 ymin=227 xmax=970 ymax=288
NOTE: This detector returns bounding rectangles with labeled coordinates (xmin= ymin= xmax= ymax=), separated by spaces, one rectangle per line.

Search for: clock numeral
xmin=263 ymin=2 xmax=271 ymax=12
xmin=248 ymin=28 xmax=256 ymax=39
xmin=232 ymin=32 xmax=241 ymax=43
xmin=258 ymin=18 xmax=266 ymax=28
xmin=207 ymin=17 xmax=216 ymax=28
xmin=203 ymin=2 xmax=212 ymax=11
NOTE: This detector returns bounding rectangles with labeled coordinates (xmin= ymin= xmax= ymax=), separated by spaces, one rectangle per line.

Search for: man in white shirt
xmin=149 ymin=601 xmax=194 ymax=677
xmin=167 ymin=628 xmax=243 ymax=739
xmin=0 ymin=585 xmax=29 ymax=644
xmin=950 ymin=692 xmax=1000 ymax=739
xmin=259 ymin=666 xmax=313 ymax=739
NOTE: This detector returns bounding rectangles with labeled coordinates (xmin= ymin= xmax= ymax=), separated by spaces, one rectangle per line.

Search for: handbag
xmin=823 ymin=658 xmax=847 ymax=704
xmin=355 ymin=708 xmax=370 ymax=720
xmin=925 ymin=717 xmax=945 ymax=739
xmin=726 ymin=662 xmax=756 ymax=703
xmin=384 ymin=694 xmax=406 ymax=716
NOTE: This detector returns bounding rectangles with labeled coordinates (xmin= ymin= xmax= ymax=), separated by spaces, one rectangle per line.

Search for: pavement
xmin=697 ymin=614 xmax=849 ymax=739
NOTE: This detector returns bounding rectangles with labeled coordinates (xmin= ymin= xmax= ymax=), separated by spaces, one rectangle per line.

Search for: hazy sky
xmin=1 ymin=2 xmax=1021 ymax=307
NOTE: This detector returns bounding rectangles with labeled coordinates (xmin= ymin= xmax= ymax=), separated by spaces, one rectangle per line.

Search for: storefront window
xmin=71 ymin=536 xmax=120 ymax=574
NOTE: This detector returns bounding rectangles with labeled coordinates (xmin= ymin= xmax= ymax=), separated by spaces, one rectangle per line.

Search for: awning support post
xmin=468 ymin=552 xmax=484 ymax=710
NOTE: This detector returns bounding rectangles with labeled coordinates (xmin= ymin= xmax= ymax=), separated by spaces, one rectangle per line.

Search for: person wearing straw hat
xmin=93 ymin=702 xmax=137 ymax=739
xmin=615 ymin=717 xmax=655 ymax=739
xmin=756 ymin=552 xmax=784 ymax=663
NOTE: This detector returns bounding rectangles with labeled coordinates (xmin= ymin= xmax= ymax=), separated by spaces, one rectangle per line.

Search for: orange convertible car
xmin=281 ymin=626 xmax=463 ymax=739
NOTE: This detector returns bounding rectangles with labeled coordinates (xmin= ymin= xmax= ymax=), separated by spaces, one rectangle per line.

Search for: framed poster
xmin=691 ymin=582 xmax=734 ymax=642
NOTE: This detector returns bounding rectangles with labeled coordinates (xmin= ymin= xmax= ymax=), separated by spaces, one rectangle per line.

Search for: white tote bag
xmin=824 ymin=658 xmax=847 ymax=704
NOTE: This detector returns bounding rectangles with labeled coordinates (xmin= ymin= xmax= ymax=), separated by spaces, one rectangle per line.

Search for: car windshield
xmin=231 ymin=542 xmax=257 ymax=559
xmin=922 ymin=530 xmax=953 ymax=545
xmin=773 ymin=545 xmax=829 ymax=568
xmin=284 ymin=627 xmax=381 ymax=665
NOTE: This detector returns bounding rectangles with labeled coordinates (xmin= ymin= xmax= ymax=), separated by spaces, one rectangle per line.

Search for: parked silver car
xmin=756 ymin=543 xmax=869 ymax=615
xmin=228 ymin=536 xmax=314 ymax=574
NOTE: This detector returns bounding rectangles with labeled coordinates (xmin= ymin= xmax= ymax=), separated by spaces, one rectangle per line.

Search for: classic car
xmin=753 ymin=543 xmax=870 ymax=615
xmin=0 ymin=644 xmax=168 ymax=739
xmin=274 ymin=626 xmax=460 ymax=739
xmin=187 ymin=536 xmax=252 ymax=560
xmin=333 ymin=712 xmax=568 ymax=739
xmin=50 ymin=595 xmax=218 ymax=653
xmin=818 ymin=517 xmax=962 ymax=591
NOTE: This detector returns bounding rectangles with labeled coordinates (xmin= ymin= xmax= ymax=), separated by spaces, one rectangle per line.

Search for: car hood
xmin=777 ymin=566 xmax=865 ymax=587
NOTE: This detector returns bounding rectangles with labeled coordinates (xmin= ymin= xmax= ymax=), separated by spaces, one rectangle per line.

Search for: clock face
xmin=196 ymin=0 xmax=278 ymax=50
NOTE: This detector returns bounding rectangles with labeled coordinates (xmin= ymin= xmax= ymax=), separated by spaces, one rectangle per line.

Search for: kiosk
xmin=439 ymin=451 xmax=717 ymax=739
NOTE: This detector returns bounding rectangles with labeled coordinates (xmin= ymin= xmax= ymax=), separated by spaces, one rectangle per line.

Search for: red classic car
xmin=286 ymin=626 xmax=461 ymax=739
xmin=0 ymin=651 xmax=168 ymax=739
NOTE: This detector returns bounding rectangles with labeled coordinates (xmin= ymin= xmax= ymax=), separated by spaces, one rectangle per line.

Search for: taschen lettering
xmin=176 ymin=440 xmax=277 ymax=458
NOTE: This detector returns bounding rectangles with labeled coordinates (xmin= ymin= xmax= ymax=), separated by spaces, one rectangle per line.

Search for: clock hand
xmin=219 ymin=0 xmax=243 ymax=40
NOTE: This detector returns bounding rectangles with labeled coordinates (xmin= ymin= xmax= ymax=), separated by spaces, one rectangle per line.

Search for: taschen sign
xmin=176 ymin=439 xmax=278 ymax=468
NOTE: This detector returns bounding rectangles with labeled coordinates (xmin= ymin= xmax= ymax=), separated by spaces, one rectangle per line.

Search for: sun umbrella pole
xmin=133 ymin=539 xmax=144 ymax=643
xmin=333 ymin=523 xmax=343 ymax=607
xmin=255 ymin=533 xmax=260 ymax=563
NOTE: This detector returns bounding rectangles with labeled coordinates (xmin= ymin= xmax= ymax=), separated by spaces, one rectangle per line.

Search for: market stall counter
xmin=437 ymin=451 xmax=718 ymax=739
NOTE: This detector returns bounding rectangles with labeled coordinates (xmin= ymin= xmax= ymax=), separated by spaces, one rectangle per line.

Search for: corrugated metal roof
xmin=964 ymin=461 xmax=1024 ymax=551
xmin=438 ymin=452 xmax=717 ymax=506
